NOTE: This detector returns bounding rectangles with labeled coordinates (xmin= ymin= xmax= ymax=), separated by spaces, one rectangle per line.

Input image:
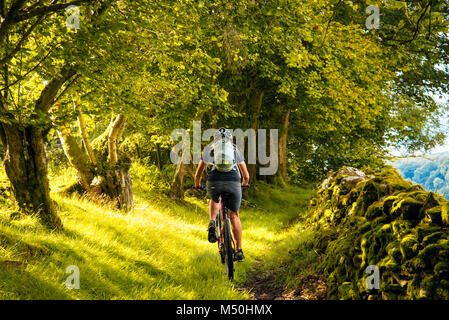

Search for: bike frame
xmin=216 ymin=194 xmax=236 ymax=280
xmin=218 ymin=196 xmax=236 ymax=249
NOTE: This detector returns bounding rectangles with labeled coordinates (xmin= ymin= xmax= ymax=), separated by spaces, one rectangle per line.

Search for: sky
xmin=430 ymin=136 xmax=449 ymax=154
xmin=424 ymin=93 xmax=449 ymax=155
xmin=389 ymin=93 xmax=449 ymax=157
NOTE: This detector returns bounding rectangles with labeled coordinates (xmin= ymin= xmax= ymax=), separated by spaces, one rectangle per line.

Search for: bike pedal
xmin=233 ymin=252 xmax=245 ymax=262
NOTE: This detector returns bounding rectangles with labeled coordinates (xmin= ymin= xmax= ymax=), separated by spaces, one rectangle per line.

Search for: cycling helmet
xmin=214 ymin=127 xmax=232 ymax=141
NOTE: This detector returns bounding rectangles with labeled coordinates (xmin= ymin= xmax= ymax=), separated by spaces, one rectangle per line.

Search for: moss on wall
xmin=307 ymin=166 xmax=449 ymax=300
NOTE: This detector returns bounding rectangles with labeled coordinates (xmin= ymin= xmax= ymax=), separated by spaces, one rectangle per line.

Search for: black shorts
xmin=206 ymin=180 xmax=242 ymax=213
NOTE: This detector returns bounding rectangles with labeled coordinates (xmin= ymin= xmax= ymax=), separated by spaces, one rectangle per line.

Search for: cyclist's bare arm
xmin=194 ymin=160 xmax=207 ymax=187
xmin=238 ymin=162 xmax=250 ymax=186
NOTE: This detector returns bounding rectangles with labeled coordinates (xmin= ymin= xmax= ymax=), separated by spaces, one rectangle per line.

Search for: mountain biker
xmin=194 ymin=128 xmax=250 ymax=262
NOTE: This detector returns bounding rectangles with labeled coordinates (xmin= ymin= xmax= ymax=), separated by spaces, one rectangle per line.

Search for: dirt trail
xmin=242 ymin=259 xmax=328 ymax=300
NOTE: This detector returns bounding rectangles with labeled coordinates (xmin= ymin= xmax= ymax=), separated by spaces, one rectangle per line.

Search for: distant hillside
xmin=393 ymin=155 xmax=449 ymax=199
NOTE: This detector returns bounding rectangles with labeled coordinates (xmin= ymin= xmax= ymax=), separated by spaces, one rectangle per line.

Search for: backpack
xmin=212 ymin=138 xmax=236 ymax=172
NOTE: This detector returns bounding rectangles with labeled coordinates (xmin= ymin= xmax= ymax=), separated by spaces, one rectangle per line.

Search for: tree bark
xmin=171 ymin=161 xmax=188 ymax=200
xmin=108 ymin=114 xmax=126 ymax=167
xmin=156 ymin=143 xmax=161 ymax=171
xmin=53 ymin=101 xmax=94 ymax=190
xmin=170 ymin=132 xmax=190 ymax=200
xmin=275 ymin=109 xmax=290 ymax=186
xmin=57 ymin=121 xmax=94 ymax=191
xmin=74 ymin=97 xmax=97 ymax=166
xmin=97 ymin=156 xmax=133 ymax=212
xmin=2 ymin=123 xmax=62 ymax=229
xmin=247 ymin=90 xmax=263 ymax=183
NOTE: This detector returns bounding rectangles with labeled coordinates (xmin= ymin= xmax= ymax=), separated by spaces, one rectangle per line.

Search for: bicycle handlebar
xmin=192 ymin=184 xmax=206 ymax=191
xmin=191 ymin=183 xmax=250 ymax=191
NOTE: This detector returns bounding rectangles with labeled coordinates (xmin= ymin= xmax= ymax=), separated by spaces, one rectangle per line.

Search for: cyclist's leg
xmin=223 ymin=181 xmax=243 ymax=250
xmin=206 ymin=181 xmax=221 ymax=221
xmin=206 ymin=181 xmax=221 ymax=243
xmin=209 ymin=200 xmax=219 ymax=221
xmin=228 ymin=209 xmax=242 ymax=250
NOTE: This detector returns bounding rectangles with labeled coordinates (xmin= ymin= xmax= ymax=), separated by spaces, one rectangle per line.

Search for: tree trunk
xmin=0 ymin=63 xmax=74 ymax=229
xmin=1 ymin=123 xmax=62 ymax=229
xmin=108 ymin=114 xmax=126 ymax=167
xmin=55 ymin=110 xmax=133 ymax=212
xmin=156 ymin=143 xmax=161 ymax=171
xmin=248 ymin=90 xmax=263 ymax=182
xmin=170 ymin=112 xmax=203 ymax=200
xmin=57 ymin=122 xmax=94 ymax=191
xmin=97 ymin=158 xmax=133 ymax=212
xmin=99 ymin=114 xmax=133 ymax=211
xmin=275 ymin=109 xmax=290 ymax=186
xmin=171 ymin=161 xmax=188 ymax=200
xmin=74 ymin=97 xmax=97 ymax=166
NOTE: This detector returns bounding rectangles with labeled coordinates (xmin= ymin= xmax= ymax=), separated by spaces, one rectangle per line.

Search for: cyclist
xmin=194 ymin=128 xmax=250 ymax=262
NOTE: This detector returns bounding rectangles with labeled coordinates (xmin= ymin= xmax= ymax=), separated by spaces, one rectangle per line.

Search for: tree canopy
xmin=0 ymin=0 xmax=448 ymax=226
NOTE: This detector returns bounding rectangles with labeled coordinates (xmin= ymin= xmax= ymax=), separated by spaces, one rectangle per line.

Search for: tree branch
xmin=382 ymin=0 xmax=434 ymax=45
xmin=108 ymin=114 xmax=126 ymax=167
xmin=52 ymin=73 xmax=80 ymax=105
xmin=399 ymin=0 xmax=433 ymax=44
xmin=73 ymin=95 xmax=98 ymax=166
xmin=14 ymin=0 xmax=92 ymax=22
xmin=0 ymin=41 xmax=61 ymax=92
xmin=35 ymin=65 xmax=77 ymax=113
xmin=0 ymin=0 xmax=28 ymax=43
xmin=0 ymin=14 xmax=44 ymax=67
xmin=52 ymin=100 xmax=94 ymax=191
xmin=6 ymin=0 xmax=27 ymax=17
xmin=116 ymin=115 xmax=126 ymax=142
xmin=0 ymin=0 xmax=6 ymax=19
xmin=320 ymin=0 xmax=343 ymax=46
xmin=0 ymin=0 xmax=96 ymax=45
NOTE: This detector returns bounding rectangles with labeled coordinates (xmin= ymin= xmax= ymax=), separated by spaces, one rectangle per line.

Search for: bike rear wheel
xmin=223 ymin=217 xmax=234 ymax=280
xmin=216 ymin=216 xmax=225 ymax=264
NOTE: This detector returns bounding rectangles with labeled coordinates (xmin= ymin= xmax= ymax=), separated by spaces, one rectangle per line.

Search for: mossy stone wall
xmin=307 ymin=166 xmax=449 ymax=300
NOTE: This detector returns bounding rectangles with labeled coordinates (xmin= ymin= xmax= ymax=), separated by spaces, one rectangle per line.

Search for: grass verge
xmin=0 ymin=165 xmax=315 ymax=299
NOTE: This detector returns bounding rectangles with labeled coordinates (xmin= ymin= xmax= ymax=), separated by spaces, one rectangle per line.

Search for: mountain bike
xmin=193 ymin=184 xmax=249 ymax=281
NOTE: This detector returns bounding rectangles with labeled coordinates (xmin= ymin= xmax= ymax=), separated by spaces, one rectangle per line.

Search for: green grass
xmin=242 ymin=184 xmax=322 ymax=295
xmin=0 ymin=165 xmax=314 ymax=300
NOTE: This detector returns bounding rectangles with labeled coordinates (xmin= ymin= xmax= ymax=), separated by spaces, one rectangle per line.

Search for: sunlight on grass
xmin=0 ymin=166 xmax=314 ymax=300
xmin=48 ymin=165 xmax=78 ymax=193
